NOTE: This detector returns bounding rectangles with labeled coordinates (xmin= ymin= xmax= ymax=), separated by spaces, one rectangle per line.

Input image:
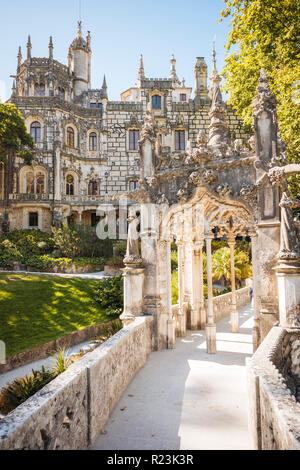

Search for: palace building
xmin=1 ymin=22 xmax=248 ymax=232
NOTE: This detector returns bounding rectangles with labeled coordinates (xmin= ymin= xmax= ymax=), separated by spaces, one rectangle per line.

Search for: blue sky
xmin=0 ymin=0 xmax=232 ymax=101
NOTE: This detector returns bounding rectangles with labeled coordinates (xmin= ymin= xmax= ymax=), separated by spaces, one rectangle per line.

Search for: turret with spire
xmin=194 ymin=56 xmax=209 ymax=107
xmin=69 ymin=21 xmax=92 ymax=97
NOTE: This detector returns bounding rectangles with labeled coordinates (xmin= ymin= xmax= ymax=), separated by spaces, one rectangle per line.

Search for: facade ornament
xmin=207 ymin=47 xmax=232 ymax=158
xmin=177 ymin=188 xmax=188 ymax=203
xmin=139 ymin=103 xmax=157 ymax=145
xmin=169 ymin=54 xmax=180 ymax=86
xmin=157 ymin=194 xmax=169 ymax=205
xmin=240 ymin=184 xmax=257 ymax=205
xmin=252 ymin=68 xmax=277 ymax=118
xmin=123 ymin=214 xmax=143 ymax=266
xmin=189 ymin=169 xmax=217 ymax=186
xmin=233 ymin=139 xmax=249 ymax=156
xmin=268 ymin=166 xmax=286 ymax=185
xmin=278 ymin=191 xmax=300 ymax=260
xmin=216 ymin=183 xmax=232 ymax=198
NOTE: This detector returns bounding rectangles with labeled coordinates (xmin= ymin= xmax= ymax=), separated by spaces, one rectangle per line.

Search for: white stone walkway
xmin=91 ymin=303 xmax=254 ymax=450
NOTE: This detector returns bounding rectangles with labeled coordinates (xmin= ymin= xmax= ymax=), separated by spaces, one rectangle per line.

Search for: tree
xmin=212 ymin=247 xmax=252 ymax=287
xmin=0 ymin=103 xmax=34 ymax=164
xmin=220 ymin=0 xmax=300 ymax=198
xmin=0 ymin=103 xmax=34 ymax=229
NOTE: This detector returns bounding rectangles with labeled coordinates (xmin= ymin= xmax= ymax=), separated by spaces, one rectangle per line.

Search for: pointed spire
xmin=27 ymin=35 xmax=32 ymax=61
xmin=17 ymin=47 xmax=22 ymax=68
xmin=169 ymin=54 xmax=180 ymax=85
xmin=138 ymin=54 xmax=145 ymax=81
xmin=49 ymin=36 xmax=53 ymax=61
xmin=102 ymin=75 xmax=108 ymax=99
xmin=210 ymin=42 xmax=222 ymax=107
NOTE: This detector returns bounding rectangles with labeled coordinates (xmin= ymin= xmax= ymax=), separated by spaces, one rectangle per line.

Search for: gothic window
xmin=58 ymin=88 xmax=65 ymax=100
xmin=34 ymin=83 xmax=45 ymax=97
xmin=180 ymin=94 xmax=186 ymax=102
xmin=36 ymin=173 xmax=45 ymax=194
xmin=30 ymin=121 xmax=41 ymax=143
xmin=67 ymin=127 xmax=75 ymax=147
xmin=129 ymin=130 xmax=140 ymax=151
xmin=90 ymin=102 xmax=102 ymax=109
xmin=29 ymin=212 xmax=38 ymax=227
xmin=129 ymin=180 xmax=139 ymax=191
xmin=26 ymin=172 xmax=34 ymax=193
xmin=66 ymin=174 xmax=74 ymax=195
xmin=89 ymin=132 xmax=97 ymax=151
xmin=175 ymin=130 xmax=185 ymax=151
xmin=152 ymin=95 xmax=161 ymax=110
xmin=88 ymin=180 xmax=98 ymax=195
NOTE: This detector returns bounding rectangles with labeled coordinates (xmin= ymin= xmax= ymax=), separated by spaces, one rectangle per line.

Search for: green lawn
xmin=0 ymin=273 xmax=113 ymax=358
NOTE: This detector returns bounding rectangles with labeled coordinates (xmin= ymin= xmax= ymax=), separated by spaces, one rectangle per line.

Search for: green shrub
xmin=90 ymin=319 xmax=123 ymax=345
xmin=2 ymin=229 xmax=55 ymax=257
xmin=71 ymin=224 xmax=114 ymax=258
xmin=51 ymin=224 xmax=80 ymax=258
xmin=106 ymin=256 xmax=124 ymax=268
xmin=51 ymin=349 xmax=72 ymax=376
xmin=113 ymin=242 xmax=127 ymax=259
xmin=0 ymin=366 xmax=56 ymax=415
xmin=96 ymin=275 xmax=123 ymax=315
xmin=0 ymin=239 xmax=23 ymax=267
xmin=171 ymin=270 xmax=178 ymax=304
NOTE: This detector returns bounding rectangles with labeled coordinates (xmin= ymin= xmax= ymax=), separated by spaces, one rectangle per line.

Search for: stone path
xmin=0 ymin=270 xmax=108 ymax=280
xmin=91 ymin=303 xmax=254 ymax=450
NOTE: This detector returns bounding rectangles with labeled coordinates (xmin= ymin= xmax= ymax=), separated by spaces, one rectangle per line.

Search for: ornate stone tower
xmin=69 ymin=22 xmax=91 ymax=97
xmin=194 ymin=57 xmax=209 ymax=107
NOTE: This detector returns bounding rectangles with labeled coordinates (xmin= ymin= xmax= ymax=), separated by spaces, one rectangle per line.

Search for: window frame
xmin=30 ymin=121 xmax=41 ymax=143
xmin=152 ymin=95 xmax=161 ymax=110
xmin=29 ymin=212 xmax=39 ymax=227
xmin=66 ymin=127 xmax=75 ymax=148
xmin=66 ymin=174 xmax=75 ymax=196
xmin=129 ymin=129 xmax=140 ymax=151
xmin=89 ymin=132 xmax=97 ymax=151
xmin=175 ymin=130 xmax=185 ymax=151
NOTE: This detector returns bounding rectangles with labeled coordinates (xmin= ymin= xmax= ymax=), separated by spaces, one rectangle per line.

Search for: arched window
xmin=66 ymin=174 xmax=74 ymax=195
xmin=30 ymin=122 xmax=41 ymax=143
xmin=26 ymin=172 xmax=34 ymax=193
xmin=34 ymin=83 xmax=45 ymax=97
xmin=88 ymin=180 xmax=98 ymax=196
xmin=58 ymin=88 xmax=65 ymax=100
xmin=152 ymin=95 xmax=161 ymax=110
xmin=36 ymin=173 xmax=45 ymax=194
xmin=67 ymin=127 xmax=75 ymax=147
xmin=89 ymin=132 xmax=97 ymax=151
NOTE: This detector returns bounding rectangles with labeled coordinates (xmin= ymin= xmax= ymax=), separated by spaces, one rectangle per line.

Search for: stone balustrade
xmin=247 ymin=326 xmax=300 ymax=450
xmin=0 ymin=316 xmax=153 ymax=450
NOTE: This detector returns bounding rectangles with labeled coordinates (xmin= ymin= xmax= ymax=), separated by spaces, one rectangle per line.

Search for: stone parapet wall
xmin=207 ymin=287 xmax=250 ymax=323
xmin=172 ymin=287 xmax=250 ymax=336
xmin=0 ymin=316 xmax=153 ymax=450
xmin=247 ymin=326 xmax=300 ymax=450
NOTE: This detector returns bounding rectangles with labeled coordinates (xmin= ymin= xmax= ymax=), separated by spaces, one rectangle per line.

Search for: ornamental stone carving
xmin=216 ymin=183 xmax=232 ymax=198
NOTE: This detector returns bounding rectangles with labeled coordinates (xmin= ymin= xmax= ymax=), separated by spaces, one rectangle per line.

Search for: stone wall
xmin=247 ymin=326 xmax=300 ymax=450
xmin=0 ymin=316 xmax=153 ymax=450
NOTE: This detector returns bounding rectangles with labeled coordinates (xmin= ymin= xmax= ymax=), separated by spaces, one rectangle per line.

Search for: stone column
xmin=205 ymin=233 xmax=216 ymax=354
xmin=190 ymin=241 xmax=204 ymax=330
xmin=198 ymin=241 xmax=206 ymax=330
xmin=228 ymin=236 xmax=239 ymax=333
xmin=120 ymin=262 xmax=145 ymax=325
xmin=249 ymin=229 xmax=260 ymax=351
xmin=183 ymin=242 xmax=192 ymax=327
xmin=276 ymin=259 xmax=300 ymax=328
xmin=176 ymin=240 xmax=186 ymax=337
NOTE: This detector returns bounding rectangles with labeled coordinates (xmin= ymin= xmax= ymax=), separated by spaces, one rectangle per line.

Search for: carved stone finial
xmin=169 ymin=54 xmax=180 ymax=85
xmin=17 ymin=46 xmax=22 ymax=68
xmin=27 ymin=35 xmax=32 ymax=61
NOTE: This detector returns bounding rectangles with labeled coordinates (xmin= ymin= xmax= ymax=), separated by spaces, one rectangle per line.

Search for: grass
xmin=0 ymin=273 xmax=115 ymax=358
